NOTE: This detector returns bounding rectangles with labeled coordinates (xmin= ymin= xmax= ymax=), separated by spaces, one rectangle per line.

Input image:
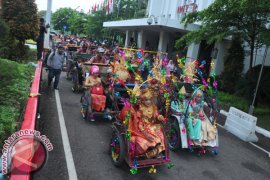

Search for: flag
xmin=109 ymin=0 xmax=114 ymax=14
xmin=106 ymin=0 xmax=110 ymax=14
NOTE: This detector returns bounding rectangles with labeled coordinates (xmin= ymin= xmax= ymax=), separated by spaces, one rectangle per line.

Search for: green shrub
xmin=25 ymin=48 xmax=37 ymax=62
xmin=0 ymin=58 xmax=34 ymax=145
xmin=235 ymin=65 xmax=270 ymax=105
xmin=218 ymin=91 xmax=270 ymax=115
xmin=218 ymin=91 xmax=249 ymax=112
xmin=0 ymin=106 xmax=18 ymax=143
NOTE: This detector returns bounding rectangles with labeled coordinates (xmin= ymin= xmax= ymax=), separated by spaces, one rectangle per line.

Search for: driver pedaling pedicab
xmin=166 ymin=59 xmax=219 ymax=156
xmin=71 ymin=53 xmax=95 ymax=93
xmin=66 ymin=46 xmax=80 ymax=80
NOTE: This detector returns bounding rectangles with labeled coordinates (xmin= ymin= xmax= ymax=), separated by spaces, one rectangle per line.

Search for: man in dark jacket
xmin=37 ymin=18 xmax=50 ymax=60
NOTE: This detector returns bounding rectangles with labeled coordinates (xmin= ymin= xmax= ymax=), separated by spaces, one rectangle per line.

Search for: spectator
xmin=47 ymin=46 xmax=66 ymax=90
xmin=37 ymin=18 xmax=50 ymax=60
xmin=166 ymin=60 xmax=175 ymax=76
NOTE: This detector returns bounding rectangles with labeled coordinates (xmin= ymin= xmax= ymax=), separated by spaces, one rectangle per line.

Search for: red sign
xmin=177 ymin=4 xmax=198 ymax=14
xmin=10 ymin=137 xmax=47 ymax=174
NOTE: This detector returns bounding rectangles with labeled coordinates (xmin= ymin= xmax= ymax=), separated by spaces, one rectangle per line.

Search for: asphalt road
xmin=33 ymin=70 xmax=270 ymax=180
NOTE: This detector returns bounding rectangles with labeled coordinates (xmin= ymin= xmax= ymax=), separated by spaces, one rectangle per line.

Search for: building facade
xmin=103 ymin=0 xmax=269 ymax=75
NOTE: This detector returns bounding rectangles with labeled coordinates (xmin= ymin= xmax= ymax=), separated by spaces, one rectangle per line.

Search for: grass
xmin=0 ymin=58 xmax=34 ymax=147
xmin=218 ymin=91 xmax=270 ymax=131
xmin=26 ymin=39 xmax=36 ymax=45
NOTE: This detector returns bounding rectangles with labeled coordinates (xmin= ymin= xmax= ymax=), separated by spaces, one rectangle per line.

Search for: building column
xmin=158 ymin=31 xmax=165 ymax=52
xmin=158 ymin=31 xmax=169 ymax=52
xmin=125 ymin=30 xmax=131 ymax=47
xmin=137 ymin=30 xmax=146 ymax=49
xmin=187 ymin=43 xmax=200 ymax=60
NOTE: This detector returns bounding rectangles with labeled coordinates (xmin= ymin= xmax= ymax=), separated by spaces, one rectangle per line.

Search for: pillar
xmin=125 ymin=30 xmax=131 ymax=47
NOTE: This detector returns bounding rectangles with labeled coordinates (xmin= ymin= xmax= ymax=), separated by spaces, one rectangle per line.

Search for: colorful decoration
xmin=149 ymin=165 xmax=157 ymax=174
xmin=130 ymin=168 xmax=138 ymax=175
xmin=167 ymin=163 xmax=174 ymax=169
xmin=109 ymin=47 xmax=219 ymax=172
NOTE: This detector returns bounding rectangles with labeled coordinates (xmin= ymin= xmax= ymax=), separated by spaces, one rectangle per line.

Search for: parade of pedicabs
xmin=0 ymin=0 xmax=270 ymax=180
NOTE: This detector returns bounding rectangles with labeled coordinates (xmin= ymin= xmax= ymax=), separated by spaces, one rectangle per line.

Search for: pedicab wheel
xmin=167 ymin=117 xmax=181 ymax=151
xmin=110 ymin=130 xmax=126 ymax=167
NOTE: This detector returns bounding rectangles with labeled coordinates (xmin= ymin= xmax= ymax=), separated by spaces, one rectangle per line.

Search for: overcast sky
xmin=35 ymin=0 xmax=101 ymax=12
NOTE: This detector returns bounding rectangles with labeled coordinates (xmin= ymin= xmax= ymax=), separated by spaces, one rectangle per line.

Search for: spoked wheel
xmin=167 ymin=117 xmax=181 ymax=151
xmin=110 ymin=130 xmax=126 ymax=166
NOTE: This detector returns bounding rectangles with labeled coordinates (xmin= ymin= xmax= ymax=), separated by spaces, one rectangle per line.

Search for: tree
xmin=176 ymin=0 xmax=270 ymax=71
xmin=84 ymin=10 xmax=109 ymax=39
xmin=220 ymin=39 xmax=245 ymax=93
xmin=38 ymin=10 xmax=47 ymax=19
xmin=0 ymin=18 xmax=9 ymax=40
xmin=52 ymin=8 xmax=77 ymax=32
xmin=68 ymin=12 xmax=88 ymax=35
xmin=2 ymin=0 xmax=39 ymax=46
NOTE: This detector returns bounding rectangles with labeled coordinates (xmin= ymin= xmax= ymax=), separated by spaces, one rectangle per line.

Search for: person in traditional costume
xmin=83 ymin=65 xmax=107 ymax=121
xmin=187 ymin=90 xmax=217 ymax=146
xmin=119 ymin=87 xmax=166 ymax=159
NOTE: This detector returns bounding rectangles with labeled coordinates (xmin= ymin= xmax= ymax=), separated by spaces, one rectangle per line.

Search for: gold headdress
xmin=181 ymin=60 xmax=199 ymax=83
xmin=112 ymin=58 xmax=130 ymax=82
xmin=140 ymin=88 xmax=154 ymax=99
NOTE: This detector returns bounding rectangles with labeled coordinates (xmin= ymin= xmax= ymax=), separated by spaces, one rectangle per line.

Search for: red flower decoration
xmin=181 ymin=128 xmax=186 ymax=134
xmin=150 ymin=78 xmax=158 ymax=85
xmin=118 ymin=79 xmax=125 ymax=85
xmin=140 ymin=49 xmax=144 ymax=55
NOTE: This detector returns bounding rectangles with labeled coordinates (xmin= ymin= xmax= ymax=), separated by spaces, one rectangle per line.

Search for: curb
xmin=220 ymin=110 xmax=270 ymax=139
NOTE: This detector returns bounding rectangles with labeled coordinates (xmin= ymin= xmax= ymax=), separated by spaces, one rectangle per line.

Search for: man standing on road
xmin=37 ymin=18 xmax=50 ymax=60
xmin=47 ymin=46 xmax=66 ymax=90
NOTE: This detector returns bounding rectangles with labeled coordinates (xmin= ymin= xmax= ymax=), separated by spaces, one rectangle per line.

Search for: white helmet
xmin=97 ymin=47 xmax=105 ymax=53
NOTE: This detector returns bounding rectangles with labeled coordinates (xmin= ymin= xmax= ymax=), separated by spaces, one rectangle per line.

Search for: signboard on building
xmin=177 ymin=0 xmax=198 ymax=14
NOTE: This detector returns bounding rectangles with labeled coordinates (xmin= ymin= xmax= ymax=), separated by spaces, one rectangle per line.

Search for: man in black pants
xmin=37 ymin=18 xmax=50 ymax=60
xmin=47 ymin=46 xmax=66 ymax=90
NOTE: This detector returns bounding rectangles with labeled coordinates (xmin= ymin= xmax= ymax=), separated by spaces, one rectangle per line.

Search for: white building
xmin=103 ymin=0 xmax=270 ymax=75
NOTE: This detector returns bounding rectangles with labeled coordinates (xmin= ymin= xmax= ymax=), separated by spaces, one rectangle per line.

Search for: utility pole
xmin=249 ymin=45 xmax=268 ymax=115
xmin=249 ymin=24 xmax=270 ymax=115
xmin=44 ymin=0 xmax=52 ymax=49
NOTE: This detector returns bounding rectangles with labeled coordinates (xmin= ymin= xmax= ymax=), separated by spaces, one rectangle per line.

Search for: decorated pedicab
xmin=71 ymin=53 xmax=95 ymax=93
xmin=166 ymin=57 xmax=219 ymax=155
xmin=80 ymin=62 xmax=114 ymax=121
xmin=108 ymin=48 xmax=174 ymax=174
xmin=66 ymin=46 xmax=80 ymax=80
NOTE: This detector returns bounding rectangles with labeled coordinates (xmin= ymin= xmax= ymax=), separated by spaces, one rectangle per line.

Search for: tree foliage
xmin=38 ymin=10 xmax=47 ymax=19
xmin=2 ymin=0 xmax=39 ymax=45
xmin=176 ymin=0 xmax=270 ymax=71
xmin=51 ymin=0 xmax=148 ymax=39
xmin=220 ymin=39 xmax=245 ymax=93
xmin=51 ymin=8 xmax=77 ymax=32
xmin=0 ymin=18 xmax=9 ymax=40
